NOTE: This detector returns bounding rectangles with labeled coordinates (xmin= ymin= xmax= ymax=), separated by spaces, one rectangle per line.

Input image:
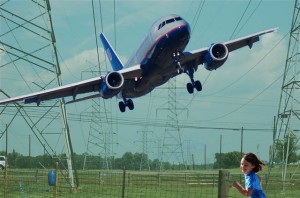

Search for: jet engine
xmin=204 ymin=43 xmax=228 ymax=71
xmin=99 ymin=71 xmax=124 ymax=99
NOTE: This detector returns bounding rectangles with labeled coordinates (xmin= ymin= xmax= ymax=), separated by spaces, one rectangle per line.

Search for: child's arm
xmin=232 ymin=181 xmax=253 ymax=196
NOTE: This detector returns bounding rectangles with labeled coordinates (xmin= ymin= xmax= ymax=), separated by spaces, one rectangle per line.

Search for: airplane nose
xmin=178 ymin=22 xmax=191 ymax=41
xmin=179 ymin=20 xmax=191 ymax=40
xmin=184 ymin=21 xmax=191 ymax=35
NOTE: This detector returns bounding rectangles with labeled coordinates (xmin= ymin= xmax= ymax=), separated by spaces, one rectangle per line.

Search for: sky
xmin=0 ymin=0 xmax=296 ymax=166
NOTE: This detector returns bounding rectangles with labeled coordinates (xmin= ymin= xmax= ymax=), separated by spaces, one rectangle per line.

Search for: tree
xmin=8 ymin=149 xmax=21 ymax=168
xmin=214 ymin=151 xmax=242 ymax=169
xmin=121 ymin=152 xmax=135 ymax=170
xmin=274 ymin=132 xmax=299 ymax=164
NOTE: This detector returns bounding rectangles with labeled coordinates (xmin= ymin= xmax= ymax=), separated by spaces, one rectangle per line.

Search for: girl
xmin=232 ymin=152 xmax=266 ymax=198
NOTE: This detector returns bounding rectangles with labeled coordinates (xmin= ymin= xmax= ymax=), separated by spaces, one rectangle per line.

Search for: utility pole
xmin=5 ymin=125 xmax=8 ymax=157
xmin=241 ymin=127 xmax=243 ymax=158
xmin=219 ymin=135 xmax=222 ymax=169
xmin=191 ymin=154 xmax=195 ymax=170
xmin=204 ymin=144 xmax=207 ymax=169
xmin=29 ymin=135 xmax=31 ymax=157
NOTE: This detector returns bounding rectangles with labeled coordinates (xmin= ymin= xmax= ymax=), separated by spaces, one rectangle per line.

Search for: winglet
xmin=100 ymin=33 xmax=124 ymax=71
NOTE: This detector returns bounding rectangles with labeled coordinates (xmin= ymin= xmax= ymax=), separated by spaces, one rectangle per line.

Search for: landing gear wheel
xmin=195 ymin=80 xmax=202 ymax=91
xmin=187 ymin=83 xmax=194 ymax=94
xmin=127 ymin=99 xmax=134 ymax=110
xmin=119 ymin=98 xmax=135 ymax=112
xmin=119 ymin=102 xmax=126 ymax=112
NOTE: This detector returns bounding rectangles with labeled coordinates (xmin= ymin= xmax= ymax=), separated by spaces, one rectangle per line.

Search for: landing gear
xmin=185 ymin=67 xmax=202 ymax=94
xmin=186 ymin=80 xmax=202 ymax=94
xmin=119 ymin=98 xmax=134 ymax=112
xmin=171 ymin=50 xmax=202 ymax=94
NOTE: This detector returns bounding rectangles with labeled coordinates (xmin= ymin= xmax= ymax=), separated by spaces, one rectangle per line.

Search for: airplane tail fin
xmin=100 ymin=33 xmax=124 ymax=71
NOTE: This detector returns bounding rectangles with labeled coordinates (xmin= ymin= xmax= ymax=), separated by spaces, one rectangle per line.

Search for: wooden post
xmin=218 ymin=170 xmax=229 ymax=198
xmin=157 ymin=173 xmax=160 ymax=185
xmin=35 ymin=169 xmax=39 ymax=184
xmin=4 ymin=157 xmax=8 ymax=198
xmin=99 ymin=171 xmax=101 ymax=185
xmin=55 ymin=162 xmax=58 ymax=198
xmin=5 ymin=124 xmax=8 ymax=157
xmin=121 ymin=167 xmax=126 ymax=198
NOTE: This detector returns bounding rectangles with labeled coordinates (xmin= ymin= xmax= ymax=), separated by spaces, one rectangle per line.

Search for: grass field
xmin=1 ymin=167 xmax=299 ymax=197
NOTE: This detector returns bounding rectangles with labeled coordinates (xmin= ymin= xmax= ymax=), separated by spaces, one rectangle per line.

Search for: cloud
xmin=202 ymin=31 xmax=287 ymax=97
xmin=170 ymin=31 xmax=289 ymax=126
xmin=59 ymin=47 xmax=128 ymax=84
xmin=60 ymin=48 xmax=99 ymax=82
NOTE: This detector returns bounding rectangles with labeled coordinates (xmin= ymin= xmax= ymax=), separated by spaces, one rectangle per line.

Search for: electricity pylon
xmin=136 ymin=130 xmax=154 ymax=171
xmin=0 ymin=0 xmax=78 ymax=188
xmin=160 ymin=78 xmax=186 ymax=170
xmin=83 ymin=97 xmax=115 ymax=170
xmin=270 ymin=0 xmax=300 ymax=191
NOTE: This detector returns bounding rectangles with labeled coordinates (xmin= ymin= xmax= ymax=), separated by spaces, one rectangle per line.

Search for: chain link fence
xmin=1 ymin=165 xmax=300 ymax=197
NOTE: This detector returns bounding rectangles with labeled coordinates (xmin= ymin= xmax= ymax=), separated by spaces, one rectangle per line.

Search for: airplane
xmin=0 ymin=14 xmax=276 ymax=112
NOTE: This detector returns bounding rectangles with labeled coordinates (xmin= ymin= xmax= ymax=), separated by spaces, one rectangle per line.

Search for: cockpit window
xmin=158 ymin=17 xmax=182 ymax=30
xmin=158 ymin=21 xmax=166 ymax=30
xmin=166 ymin=18 xmax=175 ymax=25
xmin=174 ymin=17 xmax=182 ymax=21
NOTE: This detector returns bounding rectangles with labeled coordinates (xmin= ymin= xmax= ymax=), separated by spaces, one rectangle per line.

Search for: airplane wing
xmin=0 ymin=76 xmax=103 ymax=105
xmin=0 ymin=64 xmax=143 ymax=105
xmin=180 ymin=28 xmax=277 ymax=71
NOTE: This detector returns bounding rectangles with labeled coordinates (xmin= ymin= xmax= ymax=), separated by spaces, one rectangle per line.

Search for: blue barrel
xmin=48 ymin=170 xmax=56 ymax=186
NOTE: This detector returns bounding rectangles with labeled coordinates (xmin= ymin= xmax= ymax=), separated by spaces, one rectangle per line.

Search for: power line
xmin=230 ymin=0 xmax=252 ymax=39
xmin=187 ymin=30 xmax=290 ymax=122
xmin=234 ymin=0 xmax=262 ymax=37
xmin=190 ymin=0 xmax=205 ymax=34
xmin=91 ymin=0 xmax=101 ymax=73
xmin=0 ymin=106 xmax=275 ymax=132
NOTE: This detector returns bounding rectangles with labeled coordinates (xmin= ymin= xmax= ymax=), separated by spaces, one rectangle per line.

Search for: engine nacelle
xmin=204 ymin=43 xmax=228 ymax=71
xmin=99 ymin=71 xmax=124 ymax=99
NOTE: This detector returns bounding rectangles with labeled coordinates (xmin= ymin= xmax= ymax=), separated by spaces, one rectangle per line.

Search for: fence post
xmin=35 ymin=169 xmax=39 ymax=184
xmin=55 ymin=162 xmax=58 ymax=198
xmin=99 ymin=171 xmax=101 ymax=185
xmin=127 ymin=172 xmax=131 ymax=186
xmin=4 ymin=157 xmax=8 ymax=198
xmin=121 ymin=167 xmax=126 ymax=198
xmin=218 ymin=170 xmax=230 ymax=198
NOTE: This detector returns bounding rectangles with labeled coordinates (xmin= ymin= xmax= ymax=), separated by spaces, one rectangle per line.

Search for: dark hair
xmin=243 ymin=152 xmax=265 ymax=173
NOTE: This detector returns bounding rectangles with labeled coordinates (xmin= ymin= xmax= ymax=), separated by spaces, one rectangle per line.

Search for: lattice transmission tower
xmin=0 ymin=0 xmax=78 ymax=189
xmin=271 ymin=0 xmax=300 ymax=191
xmin=82 ymin=0 xmax=115 ymax=170
xmin=82 ymin=97 xmax=115 ymax=170
xmin=160 ymin=78 xmax=186 ymax=170
xmin=136 ymin=130 xmax=154 ymax=171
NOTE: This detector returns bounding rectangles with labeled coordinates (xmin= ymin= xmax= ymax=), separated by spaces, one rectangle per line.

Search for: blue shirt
xmin=245 ymin=171 xmax=266 ymax=198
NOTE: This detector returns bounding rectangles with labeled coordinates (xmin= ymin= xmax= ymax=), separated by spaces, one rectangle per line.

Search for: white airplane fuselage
xmin=121 ymin=14 xmax=191 ymax=98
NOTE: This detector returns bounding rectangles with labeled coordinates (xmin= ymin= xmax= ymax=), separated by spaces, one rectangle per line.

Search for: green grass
xmin=0 ymin=167 xmax=299 ymax=197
